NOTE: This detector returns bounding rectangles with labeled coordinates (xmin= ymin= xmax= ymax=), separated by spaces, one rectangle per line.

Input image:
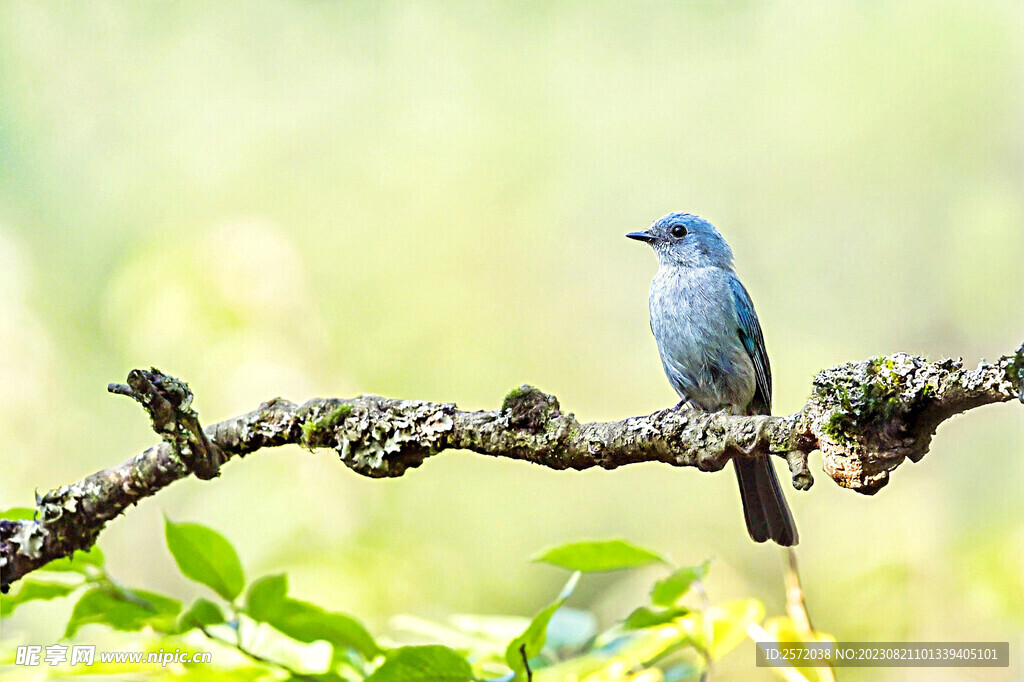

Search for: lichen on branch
xmin=298 ymin=397 xmax=455 ymax=477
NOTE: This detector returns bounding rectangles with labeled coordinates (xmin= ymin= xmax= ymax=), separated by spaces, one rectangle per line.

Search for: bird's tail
xmin=733 ymin=456 xmax=798 ymax=546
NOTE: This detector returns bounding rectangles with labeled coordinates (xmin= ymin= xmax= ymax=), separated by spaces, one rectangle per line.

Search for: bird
xmin=627 ymin=212 xmax=798 ymax=546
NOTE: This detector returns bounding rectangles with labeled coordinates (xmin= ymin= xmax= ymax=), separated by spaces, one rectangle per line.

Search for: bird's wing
xmin=730 ymin=276 xmax=772 ymax=414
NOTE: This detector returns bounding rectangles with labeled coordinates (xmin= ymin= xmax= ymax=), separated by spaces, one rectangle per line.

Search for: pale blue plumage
xmin=627 ymin=212 xmax=797 ymax=545
xmin=649 ymin=263 xmax=757 ymax=413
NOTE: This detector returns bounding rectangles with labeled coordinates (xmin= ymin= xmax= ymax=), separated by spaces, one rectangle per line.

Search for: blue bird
xmin=628 ymin=212 xmax=798 ymax=546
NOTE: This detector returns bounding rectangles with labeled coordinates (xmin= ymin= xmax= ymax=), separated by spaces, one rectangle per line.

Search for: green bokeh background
xmin=1 ymin=2 xmax=1022 ymax=679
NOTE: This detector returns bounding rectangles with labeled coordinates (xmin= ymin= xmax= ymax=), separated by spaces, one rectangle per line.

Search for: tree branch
xmin=2 ymin=345 xmax=1021 ymax=591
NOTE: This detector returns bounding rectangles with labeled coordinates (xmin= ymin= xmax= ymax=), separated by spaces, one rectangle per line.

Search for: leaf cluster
xmin=1 ymin=514 xmax=830 ymax=681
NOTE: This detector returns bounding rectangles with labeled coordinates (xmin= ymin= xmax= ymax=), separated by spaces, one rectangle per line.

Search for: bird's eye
xmin=670 ymin=225 xmax=687 ymax=238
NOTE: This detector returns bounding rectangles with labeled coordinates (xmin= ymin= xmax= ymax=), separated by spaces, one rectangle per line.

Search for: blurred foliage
xmin=1 ymin=1 xmax=1022 ymax=680
xmin=0 ymin=521 xmax=831 ymax=681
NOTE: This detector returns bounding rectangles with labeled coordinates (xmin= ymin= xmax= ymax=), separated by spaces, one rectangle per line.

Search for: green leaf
xmin=263 ymin=598 xmax=381 ymax=660
xmin=674 ymin=598 xmax=765 ymax=660
xmin=1 ymin=579 xmax=77 ymax=618
xmin=38 ymin=547 xmax=106 ymax=574
xmin=240 ymin=573 xmax=379 ymax=660
xmin=65 ymin=586 xmax=181 ymax=637
xmin=621 ymin=605 xmax=691 ymax=630
xmin=544 ymin=607 xmax=598 ymax=651
xmin=164 ymin=518 xmax=245 ymax=601
xmin=650 ymin=560 xmax=710 ymax=607
xmin=533 ymin=540 xmax=667 ymax=572
xmin=0 ymin=507 xmax=36 ymax=521
xmin=364 ymin=645 xmax=473 ymax=682
xmin=178 ymin=597 xmax=225 ymax=631
xmin=505 ymin=571 xmax=580 ymax=679
xmin=245 ymin=573 xmax=288 ymax=621
xmin=707 ymin=599 xmax=764 ymax=659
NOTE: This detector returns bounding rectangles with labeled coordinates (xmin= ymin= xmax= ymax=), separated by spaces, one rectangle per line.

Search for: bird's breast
xmin=648 ymin=267 xmax=755 ymax=410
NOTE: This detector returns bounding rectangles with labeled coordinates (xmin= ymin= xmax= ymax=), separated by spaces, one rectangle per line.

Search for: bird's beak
xmin=626 ymin=230 xmax=656 ymax=243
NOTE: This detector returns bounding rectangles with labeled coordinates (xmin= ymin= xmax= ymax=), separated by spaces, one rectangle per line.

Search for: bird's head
xmin=627 ymin=212 xmax=734 ymax=270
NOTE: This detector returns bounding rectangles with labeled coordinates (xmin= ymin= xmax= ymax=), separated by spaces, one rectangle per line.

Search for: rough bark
xmin=2 ymin=345 xmax=1021 ymax=591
